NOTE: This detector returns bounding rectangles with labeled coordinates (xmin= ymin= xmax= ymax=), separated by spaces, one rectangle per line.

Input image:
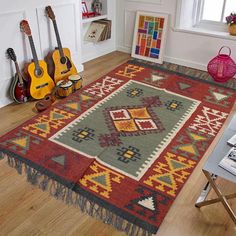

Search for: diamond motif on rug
xmin=117 ymin=146 xmax=141 ymax=163
xmin=109 ymin=107 xmax=162 ymax=134
xmin=98 ymin=133 xmax=122 ymax=147
xmin=127 ymin=88 xmax=144 ymax=97
xmin=72 ymin=127 xmax=95 ymax=143
xmin=110 ymin=109 xmax=131 ymax=120
xmin=50 ymin=80 xmax=200 ymax=179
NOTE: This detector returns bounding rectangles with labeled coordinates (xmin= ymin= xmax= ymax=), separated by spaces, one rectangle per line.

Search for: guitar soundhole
xmin=60 ymin=57 xmax=67 ymax=64
xmin=35 ymin=68 xmax=43 ymax=77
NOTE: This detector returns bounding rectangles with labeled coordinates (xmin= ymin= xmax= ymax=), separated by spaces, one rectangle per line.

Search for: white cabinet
xmin=81 ymin=0 xmax=116 ymax=63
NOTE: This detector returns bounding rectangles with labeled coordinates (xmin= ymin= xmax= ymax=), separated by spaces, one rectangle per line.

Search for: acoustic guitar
xmin=6 ymin=48 xmax=28 ymax=103
xmin=45 ymin=6 xmax=77 ymax=84
xmin=20 ymin=20 xmax=55 ymax=100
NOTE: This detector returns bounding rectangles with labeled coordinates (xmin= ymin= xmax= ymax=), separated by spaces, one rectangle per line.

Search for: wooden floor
xmin=1 ymin=51 xmax=236 ymax=236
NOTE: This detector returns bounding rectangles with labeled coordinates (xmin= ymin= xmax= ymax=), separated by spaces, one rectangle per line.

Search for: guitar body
xmin=6 ymin=48 xmax=28 ymax=103
xmin=9 ymin=73 xmax=27 ymax=103
xmin=27 ymin=60 xmax=55 ymax=100
xmin=52 ymin=48 xmax=77 ymax=84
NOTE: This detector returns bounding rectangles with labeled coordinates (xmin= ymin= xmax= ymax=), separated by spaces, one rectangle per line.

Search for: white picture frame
xmin=131 ymin=11 xmax=169 ymax=64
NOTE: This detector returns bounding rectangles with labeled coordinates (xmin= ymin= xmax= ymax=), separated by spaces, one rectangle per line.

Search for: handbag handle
xmin=218 ymin=46 xmax=231 ymax=56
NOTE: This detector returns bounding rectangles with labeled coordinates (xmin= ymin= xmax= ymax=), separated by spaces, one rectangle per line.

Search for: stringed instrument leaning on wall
xmin=6 ymin=48 xmax=28 ymax=103
xmin=20 ymin=20 xmax=55 ymax=100
xmin=45 ymin=6 xmax=77 ymax=84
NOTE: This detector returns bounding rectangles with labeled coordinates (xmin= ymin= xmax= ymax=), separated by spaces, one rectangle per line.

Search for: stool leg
xmin=203 ymin=169 xmax=236 ymax=224
xmin=195 ymin=181 xmax=212 ymax=207
xmin=195 ymin=174 xmax=217 ymax=208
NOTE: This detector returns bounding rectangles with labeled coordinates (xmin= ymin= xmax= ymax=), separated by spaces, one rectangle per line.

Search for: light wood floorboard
xmin=0 ymin=51 xmax=236 ymax=236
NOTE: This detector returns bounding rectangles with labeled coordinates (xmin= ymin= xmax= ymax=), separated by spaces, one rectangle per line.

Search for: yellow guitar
xmin=45 ymin=6 xmax=77 ymax=84
xmin=20 ymin=20 xmax=55 ymax=100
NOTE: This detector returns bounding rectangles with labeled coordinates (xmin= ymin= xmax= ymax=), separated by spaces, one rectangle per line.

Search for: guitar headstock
xmin=20 ymin=20 xmax=32 ymax=36
xmin=6 ymin=48 xmax=17 ymax=62
xmin=45 ymin=6 xmax=55 ymax=20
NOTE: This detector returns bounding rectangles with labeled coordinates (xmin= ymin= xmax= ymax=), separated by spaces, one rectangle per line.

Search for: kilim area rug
xmin=1 ymin=60 xmax=236 ymax=235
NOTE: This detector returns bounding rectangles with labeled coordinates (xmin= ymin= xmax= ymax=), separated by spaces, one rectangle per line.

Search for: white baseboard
xmin=164 ymin=56 xmax=207 ymax=71
xmin=77 ymin=64 xmax=84 ymax=72
xmin=0 ymin=97 xmax=12 ymax=108
xmin=82 ymin=46 xmax=117 ymax=63
xmin=116 ymin=45 xmax=131 ymax=54
xmin=116 ymin=45 xmax=207 ymax=71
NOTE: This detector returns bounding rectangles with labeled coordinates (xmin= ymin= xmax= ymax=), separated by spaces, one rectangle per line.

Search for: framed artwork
xmin=131 ymin=11 xmax=169 ymax=64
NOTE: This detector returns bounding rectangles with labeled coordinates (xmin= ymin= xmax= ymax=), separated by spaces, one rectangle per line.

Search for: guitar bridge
xmin=61 ymin=69 xmax=70 ymax=74
xmin=36 ymin=83 xmax=49 ymax=89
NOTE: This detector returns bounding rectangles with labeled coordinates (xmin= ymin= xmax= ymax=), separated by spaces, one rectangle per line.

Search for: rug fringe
xmin=1 ymin=152 xmax=153 ymax=236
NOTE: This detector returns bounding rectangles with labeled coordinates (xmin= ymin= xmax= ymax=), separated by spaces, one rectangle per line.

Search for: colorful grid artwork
xmin=132 ymin=11 xmax=168 ymax=64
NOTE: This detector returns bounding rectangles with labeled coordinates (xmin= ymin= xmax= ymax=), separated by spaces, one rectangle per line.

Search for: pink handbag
xmin=207 ymin=46 xmax=236 ymax=82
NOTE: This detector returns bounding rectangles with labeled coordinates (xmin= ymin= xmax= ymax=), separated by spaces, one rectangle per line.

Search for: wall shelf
xmin=81 ymin=0 xmax=107 ymax=21
xmin=81 ymin=0 xmax=116 ymax=63
xmin=82 ymin=14 xmax=108 ymax=24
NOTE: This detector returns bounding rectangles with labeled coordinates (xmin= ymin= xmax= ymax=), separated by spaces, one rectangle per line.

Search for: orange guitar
xmin=20 ymin=20 xmax=55 ymax=100
xmin=45 ymin=6 xmax=77 ymax=84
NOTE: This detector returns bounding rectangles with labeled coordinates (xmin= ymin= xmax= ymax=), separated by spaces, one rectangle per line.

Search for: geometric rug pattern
xmin=50 ymin=80 xmax=200 ymax=180
xmin=1 ymin=61 xmax=236 ymax=235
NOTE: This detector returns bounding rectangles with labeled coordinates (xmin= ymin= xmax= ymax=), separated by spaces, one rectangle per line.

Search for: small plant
xmin=226 ymin=12 xmax=236 ymax=25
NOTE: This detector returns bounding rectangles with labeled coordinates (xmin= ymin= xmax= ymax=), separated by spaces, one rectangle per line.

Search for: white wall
xmin=0 ymin=0 xmax=82 ymax=108
xmin=116 ymin=0 xmax=236 ymax=71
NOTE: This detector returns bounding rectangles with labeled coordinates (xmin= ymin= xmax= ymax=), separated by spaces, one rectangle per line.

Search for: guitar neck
xmin=14 ymin=61 xmax=24 ymax=84
xmin=28 ymin=36 xmax=40 ymax=70
xmin=52 ymin=19 xmax=65 ymax=58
